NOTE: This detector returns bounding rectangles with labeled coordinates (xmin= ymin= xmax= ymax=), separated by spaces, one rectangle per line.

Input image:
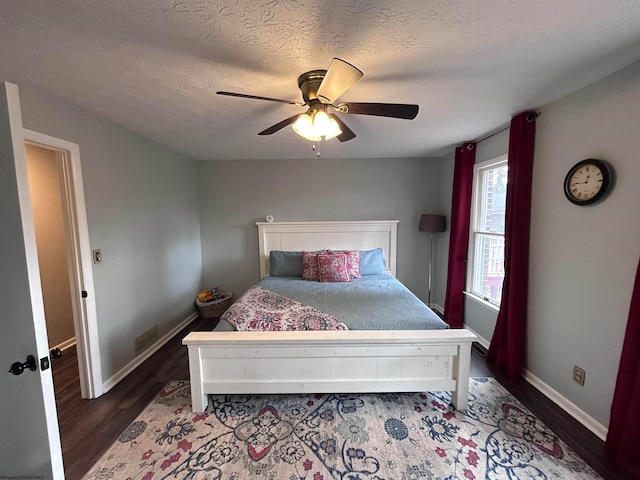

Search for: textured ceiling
xmin=2 ymin=1 xmax=640 ymax=160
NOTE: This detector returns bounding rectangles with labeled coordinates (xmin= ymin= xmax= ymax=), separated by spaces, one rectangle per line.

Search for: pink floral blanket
xmin=220 ymin=286 xmax=347 ymax=331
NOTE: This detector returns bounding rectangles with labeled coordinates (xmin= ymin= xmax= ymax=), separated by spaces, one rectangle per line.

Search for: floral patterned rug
xmin=82 ymin=378 xmax=601 ymax=480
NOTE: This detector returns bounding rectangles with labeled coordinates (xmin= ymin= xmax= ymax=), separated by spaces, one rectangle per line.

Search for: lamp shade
xmin=419 ymin=214 xmax=446 ymax=233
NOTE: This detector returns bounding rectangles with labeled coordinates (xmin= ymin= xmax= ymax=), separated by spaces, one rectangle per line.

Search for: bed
xmin=182 ymin=220 xmax=477 ymax=412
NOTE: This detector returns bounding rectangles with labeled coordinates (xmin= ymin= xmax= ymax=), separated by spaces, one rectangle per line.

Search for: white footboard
xmin=182 ymin=329 xmax=477 ymax=413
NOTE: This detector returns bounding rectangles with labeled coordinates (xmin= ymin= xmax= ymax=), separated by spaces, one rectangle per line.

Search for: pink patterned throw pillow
xmin=332 ymin=250 xmax=361 ymax=278
xmin=302 ymin=251 xmax=322 ymax=281
xmin=318 ymin=253 xmax=351 ymax=282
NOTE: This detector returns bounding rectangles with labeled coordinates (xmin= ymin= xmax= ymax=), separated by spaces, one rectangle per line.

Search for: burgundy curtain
xmin=444 ymin=142 xmax=476 ymax=329
xmin=604 ymin=256 xmax=640 ymax=476
xmin=486 ymin=112 xmax=537 ymax=378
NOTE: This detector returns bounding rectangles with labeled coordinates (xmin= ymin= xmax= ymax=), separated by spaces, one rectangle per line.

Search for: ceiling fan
xmin=217 ymin=58 xmax=419 ymax=144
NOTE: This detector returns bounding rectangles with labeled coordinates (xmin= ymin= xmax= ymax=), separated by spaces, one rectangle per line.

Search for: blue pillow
xmin=269 ymin=250 xmax=303 ymax=277
xmin=359 ymin=248 xmax=387 ymax=275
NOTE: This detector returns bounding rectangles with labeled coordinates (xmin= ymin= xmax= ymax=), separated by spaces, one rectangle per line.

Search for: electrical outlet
xmin=573 ymin=366 xmax=585 ymax=386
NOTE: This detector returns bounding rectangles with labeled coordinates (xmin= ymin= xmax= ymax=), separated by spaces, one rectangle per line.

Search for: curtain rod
xmin=474 ymin=111 xmax=540 ymax=144
xmin=475 ymin=124 xmax=510 ymax=144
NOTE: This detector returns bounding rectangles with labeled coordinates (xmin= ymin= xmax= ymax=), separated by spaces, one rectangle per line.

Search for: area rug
xmin=82 ymin=378 xmax=601 ymax=480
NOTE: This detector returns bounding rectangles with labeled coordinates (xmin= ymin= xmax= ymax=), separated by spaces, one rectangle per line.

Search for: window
xmin=467 ymin=155 xmax=507 ymax=307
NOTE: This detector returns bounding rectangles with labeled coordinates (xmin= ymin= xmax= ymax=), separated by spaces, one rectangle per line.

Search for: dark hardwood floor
xmin=53 ymin=318 xmax=634 ymax=480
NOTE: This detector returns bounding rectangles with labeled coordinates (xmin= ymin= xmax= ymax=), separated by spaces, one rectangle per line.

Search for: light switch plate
xmin=92 ymin=249 xmax=102 ymax=264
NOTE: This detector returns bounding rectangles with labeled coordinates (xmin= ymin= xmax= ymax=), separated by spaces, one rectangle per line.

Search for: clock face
xmin=563 ymin=159 xmax=612 ymax=205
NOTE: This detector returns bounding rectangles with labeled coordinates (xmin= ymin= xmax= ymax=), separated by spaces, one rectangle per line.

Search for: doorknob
xmin=8 ymin=355 xmax=37 ymax=376
xmin=50 ymin=348 xmax=62 ymax=360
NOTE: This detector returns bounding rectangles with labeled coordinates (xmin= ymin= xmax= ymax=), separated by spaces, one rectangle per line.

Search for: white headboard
xmin=256 ymin=220 xmax=399 ymax=279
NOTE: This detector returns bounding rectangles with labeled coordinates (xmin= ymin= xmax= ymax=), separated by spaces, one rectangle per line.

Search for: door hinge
xmin=81 ymin=290 xmax=88 ymax=298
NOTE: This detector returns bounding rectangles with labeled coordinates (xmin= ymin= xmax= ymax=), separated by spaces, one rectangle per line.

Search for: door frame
xmin=24 ymin=128 xmax=103 ymax=398
xmin=2 ymin=81 xmax=63 ymax=478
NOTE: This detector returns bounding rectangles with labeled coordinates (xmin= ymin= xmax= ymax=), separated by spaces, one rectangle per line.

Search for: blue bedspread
xmin=215 ymin=275 xmax=448 ymax=331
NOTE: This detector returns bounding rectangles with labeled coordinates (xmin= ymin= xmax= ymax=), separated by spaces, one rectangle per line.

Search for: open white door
xmin=0 ymin=82 xmax=64 ymax=477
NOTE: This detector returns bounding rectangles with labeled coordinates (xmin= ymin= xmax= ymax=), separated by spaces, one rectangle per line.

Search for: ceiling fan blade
xmin=329 ymin=114 xmax=356 ymax=142
xmin=217 ymin=91 xmax=303 ymax=106
xmin=338 ymin=102 xmax=419 ymax=120
xmin=257 ymin=114 xmax=301 ymax=135
xmin=316 ymin=58 xmax=363 ymax=104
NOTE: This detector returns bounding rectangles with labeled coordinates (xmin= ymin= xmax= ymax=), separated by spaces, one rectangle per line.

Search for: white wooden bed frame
xmin=183 ymin=220 xmax=477 ymax=412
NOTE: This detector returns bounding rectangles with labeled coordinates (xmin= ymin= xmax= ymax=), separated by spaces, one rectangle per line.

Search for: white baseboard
xmin=102 ymin=311 xmax=199 ymax=394
xmin=459 ymin=322 xmax=607 ymax=440
xmin=522 ymin=369 xmax=608 ymax=441
xmin=54 ymin=337 xmax=76 ymax=352
xmin=462 ymin=325 xmax=490 ymax=350
xmin=99 ymin=309 xmax=610 ymax=442
xmin=430 ymin=303 xmax=444 ymax=315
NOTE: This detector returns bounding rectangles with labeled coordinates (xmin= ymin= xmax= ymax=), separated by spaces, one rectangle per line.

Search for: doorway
xmin=25 ymin=143 xmax=79 ymax=390
xmin=23 ymin=129 xmax=103 ymax=400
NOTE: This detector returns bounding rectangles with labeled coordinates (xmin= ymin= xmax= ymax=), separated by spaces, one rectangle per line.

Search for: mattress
xmin=214 ymin=274 xmax=448 ymax=331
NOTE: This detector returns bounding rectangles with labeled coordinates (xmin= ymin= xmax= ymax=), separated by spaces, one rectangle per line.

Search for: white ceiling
xmin=2 ymin=1 xmax=640 ymax=160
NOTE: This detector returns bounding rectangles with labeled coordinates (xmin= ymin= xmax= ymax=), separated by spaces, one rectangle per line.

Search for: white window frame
xmin=466 ymin=154 xmax=508 ymax=310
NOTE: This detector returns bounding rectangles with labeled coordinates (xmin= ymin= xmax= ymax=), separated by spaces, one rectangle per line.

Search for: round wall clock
xmin=563 ymin=159 xmax=613 ymax=206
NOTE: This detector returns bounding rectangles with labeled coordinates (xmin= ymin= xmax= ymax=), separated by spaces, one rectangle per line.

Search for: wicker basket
xmin=196 ymin=292 xmax=233 ymax=319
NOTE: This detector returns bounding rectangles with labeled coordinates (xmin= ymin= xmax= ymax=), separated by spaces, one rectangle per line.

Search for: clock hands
xmin=571 ymin=172 xmax=591 ymax=186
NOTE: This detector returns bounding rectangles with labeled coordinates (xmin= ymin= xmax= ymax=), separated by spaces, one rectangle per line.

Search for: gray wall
xmin=437 ymin=61 xmax=640 ymax=429
xmin=11 ymin=57 xmax=640 ymax=432
xmin=431 ymin=152 xmax=454 ymax=314
xmin=16 ymin=84 xmax=203 ymax=381
xmin=438 ymin=63 xmax=640 ymax=427
xmin=527 ymin=61 xmax=640 ymax=427
xmin=198 ymin=157 xmax=445 ymax=301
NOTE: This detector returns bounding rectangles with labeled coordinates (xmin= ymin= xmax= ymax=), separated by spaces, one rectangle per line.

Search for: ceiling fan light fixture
xmin=219 ymin=57 xmax=417 ymax=147
xmin=313 ymin=110 xmax=331 ymax=132
xmin=292 ymin=113 xmax=316 ymax=140
xmin=324 ymin=116 xmax=342 ymax=140
xmin=292 ymin=110 xmax=342 ymax=141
